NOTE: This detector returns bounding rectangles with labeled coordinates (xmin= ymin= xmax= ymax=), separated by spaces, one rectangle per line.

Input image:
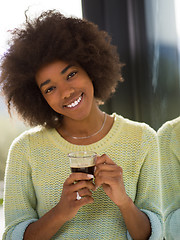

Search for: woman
xmin=1 ymin=10 xmax=162 ymax=239
xmin=158 ymin=118 xmax=180 ymax=239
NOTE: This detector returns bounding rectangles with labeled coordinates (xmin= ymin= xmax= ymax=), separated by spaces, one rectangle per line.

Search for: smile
xmin=65 ymin=93 xmax=83 ymax=108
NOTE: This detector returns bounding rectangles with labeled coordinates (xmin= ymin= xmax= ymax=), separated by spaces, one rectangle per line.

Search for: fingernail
xmin=87 ymin=174 xmax=94 ymax=179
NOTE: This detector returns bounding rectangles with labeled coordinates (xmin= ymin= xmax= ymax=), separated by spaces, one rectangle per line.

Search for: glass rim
xmin=68 ymin=151 xmax=97 ymax=158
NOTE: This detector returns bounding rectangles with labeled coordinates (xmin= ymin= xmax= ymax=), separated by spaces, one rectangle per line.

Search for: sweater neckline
xmin=46 ymin=113 xmax=123 ymax=153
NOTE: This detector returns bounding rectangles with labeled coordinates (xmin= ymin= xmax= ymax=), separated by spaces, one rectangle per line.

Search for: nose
xmin=61 ymin=87 xmax=75 ymax=100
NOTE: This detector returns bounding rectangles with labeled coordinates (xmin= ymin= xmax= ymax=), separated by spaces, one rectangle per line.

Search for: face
xmin=35 ymin=60 xmax=95 ymax=122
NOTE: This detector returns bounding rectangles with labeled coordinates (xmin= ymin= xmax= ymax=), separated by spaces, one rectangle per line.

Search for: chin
xmin=64 ymin=109 xmax=92 ymax=122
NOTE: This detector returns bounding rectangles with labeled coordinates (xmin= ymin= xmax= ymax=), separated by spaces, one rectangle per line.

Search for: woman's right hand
xmin=24 ymin=173 xmax=95 ymax=240
xmin=56 ymin=173 xmax=95 ymax=222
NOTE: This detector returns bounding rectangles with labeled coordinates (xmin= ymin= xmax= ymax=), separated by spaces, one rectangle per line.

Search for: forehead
xmin=35 ymin=60 xmax=72 ymax=85
xmin=36 ymin=60 xmax=68 ymax=77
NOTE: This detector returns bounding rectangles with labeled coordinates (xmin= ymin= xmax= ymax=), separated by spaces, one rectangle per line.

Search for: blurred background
xmin=1 ymin=0 xmax=180 ymax=237
xmin=82 ymin=0 xmax=180 ymax=130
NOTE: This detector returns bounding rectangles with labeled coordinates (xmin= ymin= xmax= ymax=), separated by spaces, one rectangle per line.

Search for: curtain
xmin=82 ymin=0 xmax=180 ymax=130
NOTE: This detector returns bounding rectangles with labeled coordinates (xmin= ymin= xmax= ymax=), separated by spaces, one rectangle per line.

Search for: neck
xmin=59 ymin=107 xmax=105 ymax=139
xmin=70 ymin=113 xmax=107 ymax=140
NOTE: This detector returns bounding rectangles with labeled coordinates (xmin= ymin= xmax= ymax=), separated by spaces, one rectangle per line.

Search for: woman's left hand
xmin=94 ymin=154 xmax=129 ymax=207
xmin=95 ymin=154 xmax=152 ymax=239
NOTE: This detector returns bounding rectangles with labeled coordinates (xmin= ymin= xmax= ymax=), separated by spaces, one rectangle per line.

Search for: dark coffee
xmin=71 ymin=165 xmax=95 ymax=175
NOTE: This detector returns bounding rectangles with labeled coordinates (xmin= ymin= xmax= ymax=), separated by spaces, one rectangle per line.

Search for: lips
xmin=63 ymin=93 xmax=83 ymax=108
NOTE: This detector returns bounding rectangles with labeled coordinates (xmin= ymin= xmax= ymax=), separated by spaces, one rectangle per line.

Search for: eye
xmin=67 ymin=71 xmax=77 ymax=80
xmin=45 ymin=86 xmax=56 ymax=94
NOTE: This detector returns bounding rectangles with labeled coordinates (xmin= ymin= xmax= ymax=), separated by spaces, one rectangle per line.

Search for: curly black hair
xmin=0 ymin=10 xmax=123 ymax=128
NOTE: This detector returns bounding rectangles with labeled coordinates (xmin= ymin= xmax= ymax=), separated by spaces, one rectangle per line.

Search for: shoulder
xmin=157 ymin=117 xmax=180 ymax=157
xmin=9 ymin=125 xmax=50 ymax=150
xmin=157 ymin=116 xmax=180 ymax=137
xmin=112 ymin=114 xmax=158 ymax=159
xmin=111 ymin=113 xmax=157 ymax=153
xmin=113 ymin=113 xmax=156 ymax=138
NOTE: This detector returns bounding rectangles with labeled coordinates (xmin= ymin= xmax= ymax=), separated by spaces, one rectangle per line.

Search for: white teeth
xmin=66 ymin=95 xmax=82 ymax=108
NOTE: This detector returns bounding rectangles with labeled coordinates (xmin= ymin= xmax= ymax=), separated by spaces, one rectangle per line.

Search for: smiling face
xmin=35 ymin=60 xmax=95 ymax=122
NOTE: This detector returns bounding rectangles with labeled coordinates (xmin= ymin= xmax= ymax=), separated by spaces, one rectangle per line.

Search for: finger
xmin=95 ymin=175 xmax=120 ymax=188
xmin=72 ymin=180 xmax=96 ymax=192
xmin=78 ymin=188 xmax=93 ymax=198
xmin=95 ymin=172 xmax=121 ymax=184
xmin=65 ymin=172 xmax=94 ymax=185
xmin=95 ymin=154 xmax=116 ymax=166
xmin=76 ymin=196 xmax=94 ymax=206
xmin=95 ymin=170 xmax=122 ymax=181
xmin=95 ymin=164 xmax=121 ymax=177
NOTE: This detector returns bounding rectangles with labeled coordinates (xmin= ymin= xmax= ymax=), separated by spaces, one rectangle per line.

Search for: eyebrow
xmin=40 ymin=79 xmax=51 ymax=89
xmin=61 ymin=64 xmax=73 ymax=74
xmin=39 ymin=64 xmax=74 ymax=89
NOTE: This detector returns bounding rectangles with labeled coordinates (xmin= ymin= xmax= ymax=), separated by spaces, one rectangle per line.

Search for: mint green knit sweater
xmin=158 ymin=117 xmax=180 ymax=240
xmin=3 ymin=114 xmax=163 ymax=239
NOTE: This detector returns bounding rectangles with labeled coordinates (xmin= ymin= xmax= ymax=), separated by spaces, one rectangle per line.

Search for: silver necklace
xmin=69 ymin=113 xmax=107 ymax=140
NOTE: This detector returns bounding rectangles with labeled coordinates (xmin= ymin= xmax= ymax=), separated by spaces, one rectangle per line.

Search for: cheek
xmin=43 ymin=94 xmax=59 ymax=110
xmin=86 ymin=79 xmax=94 ymax=94
xmin=90 ymin=83 xmax=95 ymax=99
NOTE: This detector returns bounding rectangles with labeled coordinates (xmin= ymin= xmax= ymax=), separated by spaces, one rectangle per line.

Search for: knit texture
xmin=3 ymin=113 xmax=162 ymax=239
xmin=158 ymin=117 xmax=180 ymax=239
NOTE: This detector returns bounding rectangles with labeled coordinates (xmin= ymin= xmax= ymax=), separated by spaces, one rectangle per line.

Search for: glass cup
xmin=68 ymin=151 xmax=97 ymax=175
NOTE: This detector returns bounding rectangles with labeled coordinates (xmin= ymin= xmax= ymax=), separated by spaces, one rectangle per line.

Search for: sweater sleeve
xmin=165 ymin=208 xmax=180 ymax=240
xmin=158 ymin=120 xmax=180 ymax=239
xmin=128 ymin=125 xmax=163 ymax=240
xmin=2 ymin=134 xmax=38 ymax=240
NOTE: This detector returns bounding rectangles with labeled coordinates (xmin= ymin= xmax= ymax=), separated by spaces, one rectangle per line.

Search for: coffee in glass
xmin=68 ymin=151 xmax=97 ymax=175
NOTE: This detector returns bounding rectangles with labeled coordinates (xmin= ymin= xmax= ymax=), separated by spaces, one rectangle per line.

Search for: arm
xmin=158 ymin=120 xmax=180 ymax=238
xmin=94 ymin=126 xmax=163 ymax=240
xmin=165 ymin=208 xmax=180 ymax=239
xmin=3 ymin=136 xmax=95 ymax=240
xmin=94 ymin=154 xmax=151 ymax=240
xmin=133 ymin=127 xmax=163 ymax=239
xmin=3 ymin=137 xmax=38 ymax=240
xmin=24 ymin=173 xmax=95 ymax=240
